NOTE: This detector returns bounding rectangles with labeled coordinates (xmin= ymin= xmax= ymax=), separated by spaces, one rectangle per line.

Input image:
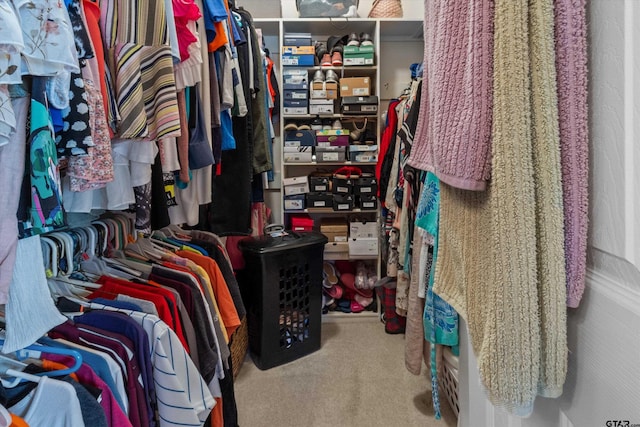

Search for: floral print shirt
xmin=14 ymin=0 xmax=79 ymax=76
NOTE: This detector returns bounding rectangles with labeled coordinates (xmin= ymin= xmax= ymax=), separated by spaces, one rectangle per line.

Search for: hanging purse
xmin=188 ymin=85 xmax=215 ymax=170
xmin=367 ymin=0 xmax=402 ymax=18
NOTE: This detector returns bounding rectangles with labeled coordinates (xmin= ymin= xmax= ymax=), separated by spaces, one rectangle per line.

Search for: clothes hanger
xmin=48 ymin=277 xmax=96 ymax=300
xmin=124 ymin=238 xmax=168 ymax=262
xmin=162 ymin=224 xmax=193 ymax=240
xmin=0 ymin=339 xmax=83 ymax=378
xmin=67 ymin=229 xmax=86 ymax=265
xmin=40 ymin=237 xmax=59 ymax=277
xmin=83 ymin=225 xmax=97 ymax=257
xmin=113 ymin=216 xmax=130 ymax=248
xmin=49 ymin=232 xmax=75 ymax=275
xmin=0 ymin=353 xmax=28 ymax=388
xmin=108 ymin=252 xmax=153 ymax=276
xmin=102 ymin=218 xmax=119 ymax=251
xmin=92 ymin=221 xmax=109 ymax=257
xmin=0 ymin=403 xmax=13 ymax=426
xmin=149 ymin=235 xmax=182 ymax=251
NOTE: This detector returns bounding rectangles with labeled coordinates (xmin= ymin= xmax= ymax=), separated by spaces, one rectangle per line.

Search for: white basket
xmin=438 ymin=345 xmax=460 ymax=417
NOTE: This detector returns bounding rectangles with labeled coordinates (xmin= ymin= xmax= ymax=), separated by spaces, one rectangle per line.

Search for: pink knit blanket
xmin=408 ymin=0 xmax=494 ymax=191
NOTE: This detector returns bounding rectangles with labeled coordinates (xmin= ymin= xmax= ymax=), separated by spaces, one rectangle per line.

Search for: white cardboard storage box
xmin=283 ymin=176 xmax=310 ymax=196
xmin=350 ymin=220 xmax=377 ymax=239
xmin=309 ymin=99 xmax=334 ymax=115
xmin=283 ymin=146 xmax=313 ymax=162
xmin=348 ymin=237 xmax=378 ymax=257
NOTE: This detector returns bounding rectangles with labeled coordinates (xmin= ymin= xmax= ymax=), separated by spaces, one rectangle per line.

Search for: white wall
xmin=459 ymin=1 xmax=640 ymax=426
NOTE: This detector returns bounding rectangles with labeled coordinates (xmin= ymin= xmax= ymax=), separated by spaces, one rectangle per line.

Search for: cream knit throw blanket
xmin=433 ymin=0 xmax=567 ymax=416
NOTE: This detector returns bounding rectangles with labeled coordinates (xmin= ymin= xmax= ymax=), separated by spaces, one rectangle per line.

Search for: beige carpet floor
xmin=234 ymin=317 xmax=458 ymax=427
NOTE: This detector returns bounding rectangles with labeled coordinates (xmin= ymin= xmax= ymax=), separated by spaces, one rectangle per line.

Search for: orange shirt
xmin=81 ymin=0 xmax=112 ymax=137
xmin=42 ymin=359 xmax=80 ymax=382
xmin=176 ymin=250 xmax=240 ymax=337
xmin=10 ymin=414 xmax=28 ymax=427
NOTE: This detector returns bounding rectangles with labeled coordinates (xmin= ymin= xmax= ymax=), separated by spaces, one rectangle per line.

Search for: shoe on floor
xmin=323 ymin=261 xmax=339 ymax=285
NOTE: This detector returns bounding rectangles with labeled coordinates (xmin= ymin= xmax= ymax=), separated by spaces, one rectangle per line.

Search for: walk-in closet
xmin=0 ymin=0 xmax=638 ymax=426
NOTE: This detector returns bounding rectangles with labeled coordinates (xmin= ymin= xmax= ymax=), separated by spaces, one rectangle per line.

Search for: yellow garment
xmin=180 ymin=245 xmax=201 ymax=254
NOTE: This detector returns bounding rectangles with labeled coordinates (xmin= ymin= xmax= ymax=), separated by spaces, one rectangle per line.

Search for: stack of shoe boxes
xmin=315 ymin=129 xmax=348 ymax=163
xmin=283 ymin=126 xmax=315 ymax=163
xmin=329 ymin=170 xmax=378 ymax=211
xmin=348 ymin=219 xmax=379 ymax=257
xmin=353 ymin=174 xmax=378 ymax=210
xmin=282 ymin=69 xmax=309 ymax=115
xmin=306 ymin=172 xmax=333 ymax=209
xmin=283 ymin=175 xmax=310 ymax=211
xmin=331 ymin=174 xmax=355 ymax=212
xmin=310 ymin=71 xmax=338 ymax=115
xmin=283 ymin=33 xmax=312 ymax=115
xmin=339 ymin=76 xmax=378 ymax=117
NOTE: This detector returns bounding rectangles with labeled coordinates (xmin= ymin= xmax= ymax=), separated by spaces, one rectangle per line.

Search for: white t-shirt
xmin=9 ymin=377 xmax=85 ymax=427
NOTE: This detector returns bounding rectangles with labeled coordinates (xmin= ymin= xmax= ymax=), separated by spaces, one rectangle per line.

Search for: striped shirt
xmin=86 ymin=302 xmax=215 ymax=427
xmin=100 ymin=0 xmax=181 ymax=140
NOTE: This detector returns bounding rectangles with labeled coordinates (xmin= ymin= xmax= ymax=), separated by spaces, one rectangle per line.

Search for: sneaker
xmin=311 ymin=117 xmax=323 ymax=130
xmin=327 ymin=35 xmax=348 ymax=56
xmin=297 ymin=124 xmax=311 ymax=130
xmin=347 ymin=32 xmax=360 ymax=47
xmin=321 ymin=53 xmax=332 ymax=67
xmin=325 ymin=69 xmax=339 ymax=84
xmin=332 ymin=119 xmax=342 ymax=130
xmin=359 ymin=32 xmax=374 ymax=47
xmin=284 ymin=123 xmax=298 ymax=131
xmin=315 ymin=41 xmax=328 ymax=63
xmin=331 ymin=51 xmax=343 ymax=66
xmin=312 ymin=69 xmax=325 ymax=83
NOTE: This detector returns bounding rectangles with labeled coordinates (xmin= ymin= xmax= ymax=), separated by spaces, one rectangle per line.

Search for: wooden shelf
xmin=283 ymin=161 xmax=377 ymax=166
xmin=324 ymin=252 xmax=378 ymax=261
xmin=282 ymin=114 xmax=379 ymax=119
xmin=284 ymin=208 xmax=377 ymax=214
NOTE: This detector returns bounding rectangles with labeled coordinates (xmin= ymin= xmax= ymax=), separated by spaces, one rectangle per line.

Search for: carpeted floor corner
xmin=234 ymin=318 xmax=458 ymax=427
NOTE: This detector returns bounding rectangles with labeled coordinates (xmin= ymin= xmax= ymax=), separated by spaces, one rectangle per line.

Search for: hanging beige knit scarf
xmin=433 ymin=0 xmax=567 ymax=416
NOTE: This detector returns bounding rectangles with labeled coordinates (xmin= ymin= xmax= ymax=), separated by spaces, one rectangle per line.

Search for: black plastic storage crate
xmin=238 ymin=231 xmax=328 ymax=370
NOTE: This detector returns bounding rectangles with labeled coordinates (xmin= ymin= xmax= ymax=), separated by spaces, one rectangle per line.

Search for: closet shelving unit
xmin=254 ymin=17 xmax=424 ymax=318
